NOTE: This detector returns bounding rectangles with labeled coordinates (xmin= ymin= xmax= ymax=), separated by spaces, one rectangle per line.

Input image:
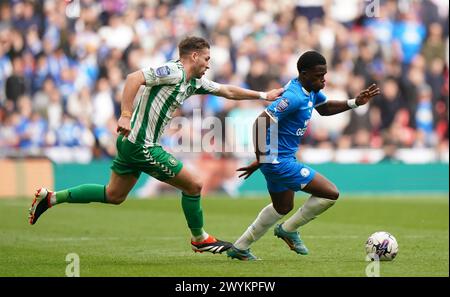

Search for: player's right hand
xmin=237 ymin=160 xmax=260 ymax=179
xmin=266 ymin=88 xmax=285 ymax=101
xmin=117 ymin=116 xmax=131 ymax=137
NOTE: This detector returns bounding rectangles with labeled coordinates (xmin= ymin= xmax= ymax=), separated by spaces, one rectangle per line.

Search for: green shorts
xmin=111 ymin=135 xmax=183 ymax=181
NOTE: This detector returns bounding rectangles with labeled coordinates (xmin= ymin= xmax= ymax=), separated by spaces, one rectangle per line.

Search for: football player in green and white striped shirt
xmin=29 ymin=36 xmax=283 ymax=254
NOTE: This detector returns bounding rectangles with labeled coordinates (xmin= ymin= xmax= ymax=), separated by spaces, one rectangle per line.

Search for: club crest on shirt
xmin=168 ymin=156 xmax=178 ymax=167
xmin=300 ymin=168 xmax=310 ymax=177
xmin=276 ymin=98 xmax=289 ymax=112
xmin=185 ymin=85 xmax=195 ymax=96
xmin=155 ymin=66 xmax=170 ymax=77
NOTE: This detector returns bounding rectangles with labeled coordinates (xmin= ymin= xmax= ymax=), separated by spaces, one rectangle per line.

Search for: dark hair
xmin=297 ymin=51 xmax=326 ymax=73
xmin=178 ymin=36 xmax=210 ymax=57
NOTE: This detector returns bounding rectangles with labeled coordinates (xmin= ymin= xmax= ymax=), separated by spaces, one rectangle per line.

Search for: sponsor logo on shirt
xmin=296 ymin=120 xmax=309 ymax=136
xmin=296 ymin=128 xmax=305 ymax=136
xmin=276 ymin=98 xmax=289 ymax=112
xmin=155 ymin=66 xmax=170 ymax=77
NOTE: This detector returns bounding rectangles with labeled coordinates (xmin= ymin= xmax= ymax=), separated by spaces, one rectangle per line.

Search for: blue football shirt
xmin=264 ymin=78 xmax=327 ymax=162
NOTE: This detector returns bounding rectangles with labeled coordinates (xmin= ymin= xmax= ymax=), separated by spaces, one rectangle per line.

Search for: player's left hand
xmin=266 ymin=88 xmax=285 ymax=101
xmin=237 ymin=160 xmax=260 ymax=179
xmin=355 ymin=84 xmax=381 ymax=106
xmin=117 ymin=116 xmax=131 ymax=137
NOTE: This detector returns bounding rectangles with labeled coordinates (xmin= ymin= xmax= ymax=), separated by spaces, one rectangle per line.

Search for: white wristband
xmin=347 ymin=98 xmax=358 ymax=109
xmin=259 ymin=92 xmax=268 ymax=100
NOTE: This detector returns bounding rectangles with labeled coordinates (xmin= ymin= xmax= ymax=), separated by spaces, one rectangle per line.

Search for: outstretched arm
xmin=117 ymin=71 xmax=146 ymax=137
xmin=315 ymin=84 xmax=380 ymax=116
xmin=215 ymin=84 xmax=284 ymax=101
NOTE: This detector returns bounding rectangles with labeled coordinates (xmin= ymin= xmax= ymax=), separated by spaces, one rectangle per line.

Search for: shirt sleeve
xmin=314 ymin=90 xmax=327 ymax=107
xmin=141 ymin=62 xmax=183 ymax=87
xmin=194 ymin=77 xmax=221 ymax=95
xmin=265 ymin=94 xmax=300 ymax=123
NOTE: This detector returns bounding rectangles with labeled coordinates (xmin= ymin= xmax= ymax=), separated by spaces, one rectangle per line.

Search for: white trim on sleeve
xmin=264 ymin=109 xmax=278 ymax=123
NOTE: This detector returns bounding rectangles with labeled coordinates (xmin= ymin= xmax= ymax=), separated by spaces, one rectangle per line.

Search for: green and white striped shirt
xmin=128 ymin=60 xmax=221 ymax=146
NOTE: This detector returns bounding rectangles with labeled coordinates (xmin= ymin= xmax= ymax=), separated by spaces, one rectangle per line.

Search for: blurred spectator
xmin=389 ymin=108 xmax=416 ymax=147
xmin=245 ymin=57 xmax=273 ymax=91
xmin=329 ymin=0 xmax=361 ymax=28
xmin=372 ymin=77 xmax=404 ymax=130
xmin=66 ymin=86 xmax=94 ymax=125
xmin=12 ymin=1 xmax=40 ymax=33
xmin=426 ymin=57 xmax=446 ymax=105
xmin=422 ymin=22 xmax=446 ymax=65
xmin=98 ymin=14 xmax=134 ymax=51
xmin=415 ymin=85 xmax=435 ymax=146
xmin=47 ymin=89 xmax=63 ymax=130
xmin=393 ymin=11 xmax=426 ymax=69
xmin=25 ymin=26 xmax=42 ymax=56
xmin=353 ymin=40 xmax=381 ymax=83
xmin=364 ymin=2 xmax=395 ymax=61
xmin=8 ymin=29 xmax=25 ymax=59
xmin=0 ymin=111 xmax=20 ymax=150
xmin=378 ymin=136 xmax=402 ymax=163
xmin=295 ymin=0 xmax=325 ymax=22
xmin=92 ymin=77 xmax=114 ymax=128
xmin=0 ymin=3 xmax=12 ymax=29
xmin=19 ymin=111 xmax=47 ymax=151
xmin=47 ymin=113 xmax=93 ymax=148
xmin=420 ymin=0 xmax=444 ymax=29
xmin=33 ymin=77 xmax=54 ymax=117
xmin=0 ymin=38 xmax=12 ymax=103
xmin=5 ymin=56 xmax=26 ymax=109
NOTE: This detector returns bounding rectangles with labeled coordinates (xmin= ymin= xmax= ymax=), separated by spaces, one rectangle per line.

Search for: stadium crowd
xmin=0 ymin=0 xmax=448 ymax=167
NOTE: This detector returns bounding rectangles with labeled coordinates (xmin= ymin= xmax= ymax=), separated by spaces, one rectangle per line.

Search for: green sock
xmin=56 ymin=184 xmax=107 ymax=204
xmin=181 ymin=192 xmax=204 ymax=237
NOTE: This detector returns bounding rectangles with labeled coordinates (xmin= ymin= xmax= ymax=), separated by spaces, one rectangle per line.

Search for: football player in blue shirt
xmin=227 ymin=51 xmax=380 ymax=260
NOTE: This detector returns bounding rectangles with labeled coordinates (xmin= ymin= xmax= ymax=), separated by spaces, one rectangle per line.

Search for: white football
xmin=365 ymin=231 xmax=398 ymax=261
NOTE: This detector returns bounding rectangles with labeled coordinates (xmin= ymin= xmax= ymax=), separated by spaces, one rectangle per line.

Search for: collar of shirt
xmin=301 ymin=87 xmax=310 ymax=96
xmin=294 ymin=79 xmax=311 ymax=96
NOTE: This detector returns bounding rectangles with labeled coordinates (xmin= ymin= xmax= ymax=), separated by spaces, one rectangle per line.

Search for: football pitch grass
xmin=0 ymin=194 xmax=448 ymax=277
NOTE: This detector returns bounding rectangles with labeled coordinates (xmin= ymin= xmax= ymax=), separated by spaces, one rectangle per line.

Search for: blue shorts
xmin=259 ymin=159 xmax=316 ymax=193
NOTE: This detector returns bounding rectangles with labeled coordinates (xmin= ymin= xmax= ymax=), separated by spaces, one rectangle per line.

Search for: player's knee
xmin=106 ymin=188 xmax=127 ymax=205
xmin=327 ymin=184 xmax=339 ymax=200
xmin=273 ymin=203 xmax=293 ymax=215
xmin=184 ymin=180 xmax=203 ymax=196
